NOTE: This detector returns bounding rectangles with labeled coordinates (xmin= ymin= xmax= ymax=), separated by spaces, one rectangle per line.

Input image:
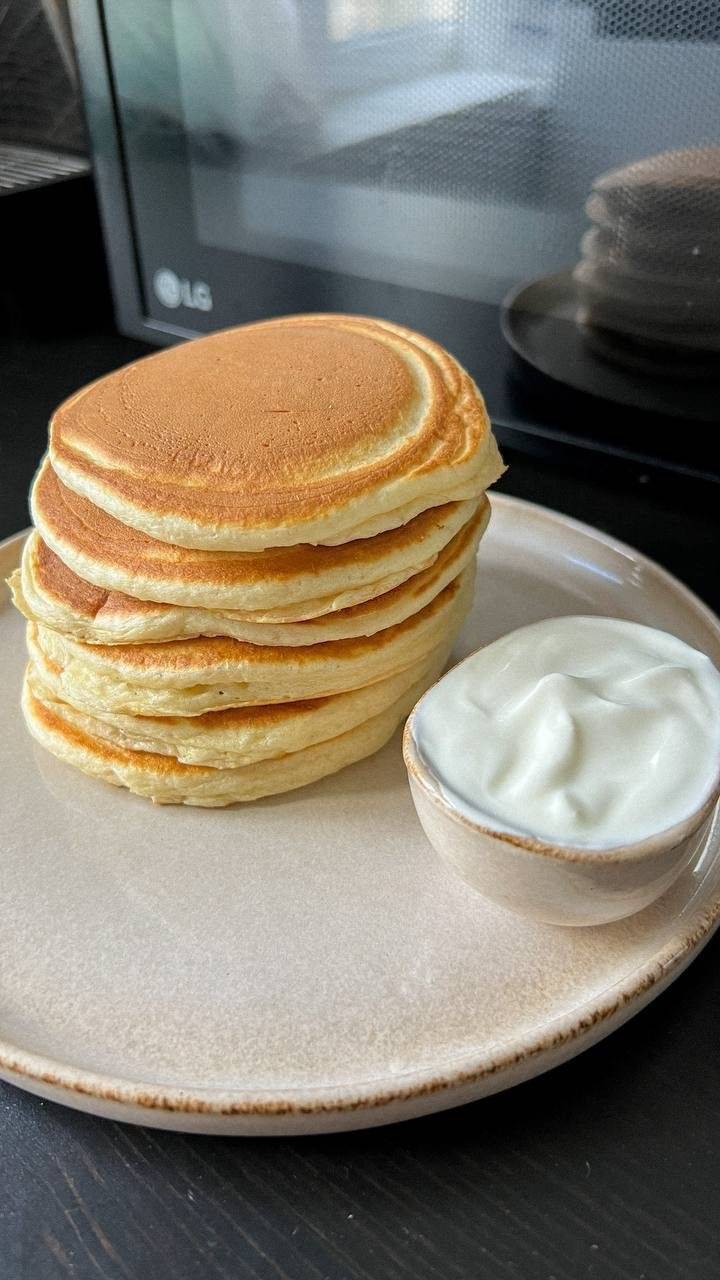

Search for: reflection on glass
xmin=328 ymin=0 xmax=460 ymax=41
xmin=169 ymin=0 xmax=720 ymax=319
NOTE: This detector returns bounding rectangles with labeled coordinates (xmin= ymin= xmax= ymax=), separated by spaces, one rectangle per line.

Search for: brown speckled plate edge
xmin=1 ymin=499 xmax=719 ymax=1136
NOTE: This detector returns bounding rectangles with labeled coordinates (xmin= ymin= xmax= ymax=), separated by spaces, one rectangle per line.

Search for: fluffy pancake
xmin=575 ymin=147 xmax=720 ymax=358
xmin=27 ymin=566 xmax=473 ymax=716
xmin=591 ymin=146 xmax=720 ymax=226
xmin=580 ymin=226 xmax=720 ymax=285
xmin=22 ymin=664 xmax=435 ymax=806
xmin=48 ymin=314 xmax=505 ymax=551
xmin=14 ymin=500 xmax=487 ymax=645
xmin=31 ymin=457 xmax=480 ymax=616
xmin=28 ymin=643 xmax=448 ymax=768
xmin=574 ymin=261 xmax=720 ymax=334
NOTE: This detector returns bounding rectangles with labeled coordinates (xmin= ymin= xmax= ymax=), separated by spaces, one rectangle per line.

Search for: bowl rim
xmin=403 ymin=681 xmax=720 ymax=867
xmin=2 ymin=515 xmax=720 ymax=1125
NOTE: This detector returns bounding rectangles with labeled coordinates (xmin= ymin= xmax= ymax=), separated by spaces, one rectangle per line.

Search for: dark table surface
xmin=1 ymin=324 xmax=719 ymax=1280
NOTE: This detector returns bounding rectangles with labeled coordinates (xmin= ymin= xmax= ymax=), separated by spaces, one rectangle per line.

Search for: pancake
xmin=28 ymin=642 xmax=449 ymax=767
xmin=591 ymin=146 xmax=720 ymax=226
xmin=14 ymin=501 xmax=488 ymax=645
xmin=574 ymin=261 xmax=720 ymax=333
xmin=48 ymin=313 xmax=505 ymax=551
xmin=574 ymin=147 xmax=720 ymax=362
xmin=31 ymin=457 xmax=480 ymax=616
xmin=22 ymin=663 xmax=436 ymax=806
xmin=27 ymin=565 xmax=474 ymax=716
xmin=579 ymin=226 xmax=720 ymax=285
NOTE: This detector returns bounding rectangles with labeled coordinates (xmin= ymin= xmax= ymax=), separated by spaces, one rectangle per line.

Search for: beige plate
xmin=1 ymin=496 xmax=719 ymax=1136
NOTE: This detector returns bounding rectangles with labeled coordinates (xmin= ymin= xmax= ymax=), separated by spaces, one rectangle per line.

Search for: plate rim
xmin=500 ymin=269 xmax=720 ymax=425
xmin=2 ymin=496 xmax=720 ymax=1123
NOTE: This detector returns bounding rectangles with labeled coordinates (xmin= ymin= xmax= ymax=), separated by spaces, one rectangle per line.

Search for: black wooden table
xmin=1 ymin=327 xmax=719 ymax=1280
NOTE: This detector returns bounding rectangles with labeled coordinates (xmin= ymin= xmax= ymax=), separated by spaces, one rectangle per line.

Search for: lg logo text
xmin=153 ymin=268 xmax=213 ymax=312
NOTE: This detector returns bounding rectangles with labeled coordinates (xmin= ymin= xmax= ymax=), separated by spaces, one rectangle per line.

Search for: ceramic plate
xmin=1 ymin=496 xmax=719 ymax=1135
xmin=501 ymin=270 xmax=720 ymax=422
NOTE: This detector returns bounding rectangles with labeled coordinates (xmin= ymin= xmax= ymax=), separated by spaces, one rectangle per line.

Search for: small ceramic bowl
xmin=403 ymin=711 xmax=719 ymax=928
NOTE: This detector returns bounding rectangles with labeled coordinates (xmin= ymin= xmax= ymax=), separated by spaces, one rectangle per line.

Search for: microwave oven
xmin=70 ymin=0 xmax=720 ymax=477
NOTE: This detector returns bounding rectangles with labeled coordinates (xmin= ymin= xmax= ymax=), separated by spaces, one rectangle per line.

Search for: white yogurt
xmin=413 ymin=616 xmax=720 ymax=848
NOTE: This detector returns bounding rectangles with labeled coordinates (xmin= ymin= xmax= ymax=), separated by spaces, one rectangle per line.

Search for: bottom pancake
xmin=22 ymin=657 xmax=443 ymax=806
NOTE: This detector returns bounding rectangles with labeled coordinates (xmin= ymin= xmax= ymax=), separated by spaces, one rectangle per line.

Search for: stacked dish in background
xmin=11 ymin=313 xmax=504 ymax=805
xmin=574 ymin=145 xmax=720 ymax=375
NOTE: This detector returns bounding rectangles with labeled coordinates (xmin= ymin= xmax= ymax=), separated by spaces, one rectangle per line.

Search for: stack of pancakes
xmin=11 ymin=313 xmax=504 ymax=805
xmin=574 ymin=146 xmax=720 ymax=376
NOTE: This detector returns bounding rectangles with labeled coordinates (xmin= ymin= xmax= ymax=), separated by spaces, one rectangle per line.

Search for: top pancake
xmin=49 ymin=313 xmax=505 ymax=551
xmin=593 ymin=145 xmax=720 ymax=198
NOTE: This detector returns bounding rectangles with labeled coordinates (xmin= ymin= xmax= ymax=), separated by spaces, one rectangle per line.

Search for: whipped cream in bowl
xmin=403 ymin=617 xmax=720 ymax=926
